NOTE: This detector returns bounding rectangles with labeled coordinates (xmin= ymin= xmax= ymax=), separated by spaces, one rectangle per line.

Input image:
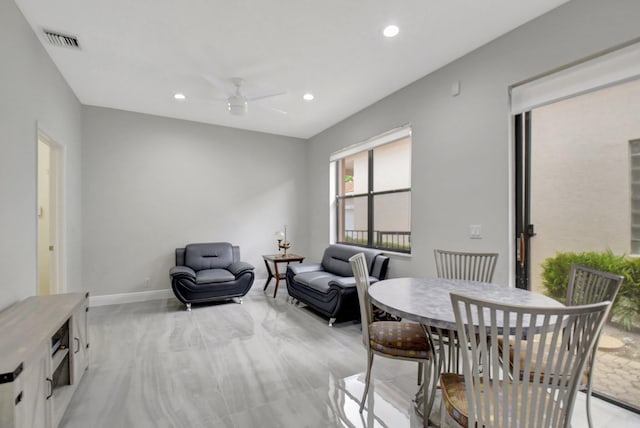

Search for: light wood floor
xmin=59 ymin=286 xmax=640 ymax=427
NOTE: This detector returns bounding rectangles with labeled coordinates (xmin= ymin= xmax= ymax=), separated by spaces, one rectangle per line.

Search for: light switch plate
xmin=469 ymin=224 xmax=482 ymax=239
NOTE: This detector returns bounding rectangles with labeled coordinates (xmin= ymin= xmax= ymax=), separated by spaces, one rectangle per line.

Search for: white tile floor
xmin=60 ymin=287 xmax=640 ymax=427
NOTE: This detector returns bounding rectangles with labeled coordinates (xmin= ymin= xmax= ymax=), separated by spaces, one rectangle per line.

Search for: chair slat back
xmin=567 ymin=264 xmax=624 ymax=307
xmin=450 ymin=293 xmax=610 ymax=428
xmin=349 ymin=253 xmax=373 ymax=349
xmin=434 ymin=249 xmax=498 ymax=283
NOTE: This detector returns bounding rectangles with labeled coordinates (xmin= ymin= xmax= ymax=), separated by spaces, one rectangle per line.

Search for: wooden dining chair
xmin=440 ymin=293 xmax=610 ymax=428
xmin=501 ymin=264 xmax=623 ymax=428
xmin=348 ymin=253 xmax=433 ymax=415
xmin=434 ymin=249 xmax=499 ymax=283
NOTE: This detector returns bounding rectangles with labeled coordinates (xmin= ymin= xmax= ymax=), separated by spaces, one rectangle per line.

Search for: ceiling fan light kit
xmin=203 ymin=76 xmax=286 ymax=116
xmin=228 ymin=95 xmax=248 ymax=115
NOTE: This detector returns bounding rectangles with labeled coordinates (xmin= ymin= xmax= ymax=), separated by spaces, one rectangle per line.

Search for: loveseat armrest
xmin=288 ymin=263 xmax=323 ymax=275
xmin=371 ymin=255 xmax=390 ymax=280
xmin=328 ymin=277 xmax=357 ymax=289
xmin=170 ymin=265 xmax=196 ymax=280
xmin=228 ymin=261 xmax=255 ymax=277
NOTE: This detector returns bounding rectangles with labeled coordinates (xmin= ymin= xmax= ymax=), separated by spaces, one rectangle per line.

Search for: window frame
xmin=331 ymin=125 xmax=412 ymax=254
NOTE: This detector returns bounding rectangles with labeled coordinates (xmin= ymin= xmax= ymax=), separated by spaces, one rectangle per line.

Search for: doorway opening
xmin=37 ymin=131 xmax=64 ymax=296
xmin=514 ymin=76 xmax=640 ymax=411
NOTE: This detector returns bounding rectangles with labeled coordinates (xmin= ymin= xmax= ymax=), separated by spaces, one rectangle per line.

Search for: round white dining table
xmin=367 ymin=277 xmax=564 ymax=426
xmin=368 ymin=277 xmax=563 ymax=330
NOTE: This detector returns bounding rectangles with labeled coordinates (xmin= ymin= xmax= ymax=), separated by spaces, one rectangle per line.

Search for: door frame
xmin=37 ymin=128 xmax=65 ymax=295
xmin=513 ymin=112 xmax=533 ymax=290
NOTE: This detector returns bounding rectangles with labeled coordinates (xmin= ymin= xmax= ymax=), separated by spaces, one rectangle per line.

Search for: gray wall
xmin=3 ymin=0 xmax=640 ymax=308
xmin=82 ymin=107 xmax=307 ymax=296
xmin=307 ymin=0 xmax=640 ymax=285
xmin=0 ymin=0 xmax=83 ymax=310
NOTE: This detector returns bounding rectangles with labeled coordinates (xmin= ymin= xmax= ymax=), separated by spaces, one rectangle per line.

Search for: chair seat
xmin=440 ymin=373 xmax=553 ymax=428
xmin=498 ymin=337 xmax=590 ymax=385
xmin=196 ymin=268 xmax=235 ymax=284
xmin=369 ymin=321 xmax=430 ymax=359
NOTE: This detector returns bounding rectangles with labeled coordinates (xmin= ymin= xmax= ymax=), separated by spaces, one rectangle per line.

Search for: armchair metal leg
xmin=329 ymin=317 xmax=336 ymax=327
xmin=185 ymin=303 xmax=191 ymax=311
xmin=234 ymin=297 xmax=243 ymax=304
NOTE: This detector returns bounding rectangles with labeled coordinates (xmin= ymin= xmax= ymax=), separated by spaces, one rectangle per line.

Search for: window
xmin=631 ymin=139 xmax=640 ymax=254
xmin=331 ymin=126 xmax=411 ymax=253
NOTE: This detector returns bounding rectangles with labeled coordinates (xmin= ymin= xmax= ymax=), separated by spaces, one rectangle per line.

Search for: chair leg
xmin=185 ymin=303 xmax=191 ymax=311
xmin=417 ymin=362 xmax=423 ymax=385
xmin=585 ymin=374 xmax=595 ymax=428
xmin=360 ymin=352 xmax=374 ymax=413
xmin=329 ymin=317 xmax=336 ymax=327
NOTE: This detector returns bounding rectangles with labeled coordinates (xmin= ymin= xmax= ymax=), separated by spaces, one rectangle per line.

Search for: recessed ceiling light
xmin=303 ymin=93 xmax=314 ymax=101
xmin=174 ymin=93 xmax=186 ymax=100
xmin=383 ymin=25 xmax=399 ymax=38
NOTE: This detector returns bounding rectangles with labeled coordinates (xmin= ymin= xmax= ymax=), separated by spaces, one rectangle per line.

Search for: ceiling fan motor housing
xmin=228 ymin=95 xmax=248 ymax=115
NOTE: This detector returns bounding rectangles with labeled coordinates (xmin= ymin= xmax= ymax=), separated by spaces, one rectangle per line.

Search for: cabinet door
xmin=15 ymin=343 xmax=52 ymax=428
xmin=71 ymin=299 xmax=89 ymax=383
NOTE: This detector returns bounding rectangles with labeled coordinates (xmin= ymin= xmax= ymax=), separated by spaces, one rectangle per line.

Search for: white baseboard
xmin=89 ymin=289 xmax=173 ymax=307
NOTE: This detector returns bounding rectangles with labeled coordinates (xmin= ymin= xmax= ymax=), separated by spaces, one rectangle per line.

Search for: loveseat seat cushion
xmin=196 ymin=268 xmax=235 ymax=284
xmin=185 ymin=243 xmax=233 ymax=271
xmin=294 ymin=271 xmax=338 ymax=293
xmin=328 ymin=276 xmax=380 ymax=288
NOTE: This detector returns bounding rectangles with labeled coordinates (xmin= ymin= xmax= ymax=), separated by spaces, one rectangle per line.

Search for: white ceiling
xmin=15 ymin=0 xmax=568 ymax=139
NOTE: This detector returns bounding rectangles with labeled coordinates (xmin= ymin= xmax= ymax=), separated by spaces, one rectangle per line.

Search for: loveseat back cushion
xmin=196 ymin=268 xmax=236 ymax=284
xmin=185 ymin=242 xmax=234 ymax=271
xmin=321 ymin=244 xmax=381 ymax=278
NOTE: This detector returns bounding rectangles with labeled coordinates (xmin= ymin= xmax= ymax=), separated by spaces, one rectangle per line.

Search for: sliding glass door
xmin=514 ymin=78 xmax=640 ymax=411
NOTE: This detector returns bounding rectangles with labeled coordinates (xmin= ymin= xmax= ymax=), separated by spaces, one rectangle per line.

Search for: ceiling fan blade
xmin=246 ymin=90 xmax=287 ymax=102
xmin=187 ymin=94 xmax=227 ymax=103
xmin=255 ymin=103 xmax=288 ymax=115
xmin=202 ymin=74 xmax=231 ymax=96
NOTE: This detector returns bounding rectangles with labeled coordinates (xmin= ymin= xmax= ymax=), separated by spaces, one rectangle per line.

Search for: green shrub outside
xmin=541 ymin=250 xmax=640 ymax=330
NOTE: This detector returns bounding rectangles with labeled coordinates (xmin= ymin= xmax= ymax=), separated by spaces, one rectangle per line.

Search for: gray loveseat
xmin=285 ymin=244 xmax=389 ymax=326
xmin=169 ymin=242 xmax=255 ymax=310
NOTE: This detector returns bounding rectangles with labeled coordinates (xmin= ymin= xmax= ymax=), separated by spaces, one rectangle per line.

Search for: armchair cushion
xmin=196 ymin=268 xmax=236 ymax=284
xmin=185 ymin=242 xmax=234 ymax=271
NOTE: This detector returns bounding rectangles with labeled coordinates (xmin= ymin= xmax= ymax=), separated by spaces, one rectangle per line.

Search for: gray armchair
xmin=169 ymin=242 xmax=255 ymax=310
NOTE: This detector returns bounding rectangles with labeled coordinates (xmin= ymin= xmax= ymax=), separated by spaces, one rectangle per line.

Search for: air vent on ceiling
xmin=43 ymin=29 xmax=80 ymax=49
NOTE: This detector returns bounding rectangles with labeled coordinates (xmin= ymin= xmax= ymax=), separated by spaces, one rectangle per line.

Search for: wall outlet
xmin=469 ymin=224 xmax=482 ymax=239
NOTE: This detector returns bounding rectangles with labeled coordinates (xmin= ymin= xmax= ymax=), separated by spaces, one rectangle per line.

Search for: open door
xmin=37 ymin=131 xmax=63 ymax=295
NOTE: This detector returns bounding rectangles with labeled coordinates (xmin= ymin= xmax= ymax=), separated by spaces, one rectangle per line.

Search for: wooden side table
xmin=262 ymin=253 xmax=305 ymax=298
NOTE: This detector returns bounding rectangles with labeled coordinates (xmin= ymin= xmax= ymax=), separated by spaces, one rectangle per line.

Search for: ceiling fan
xmin=206 ymin=77 xmax=287 ymax=116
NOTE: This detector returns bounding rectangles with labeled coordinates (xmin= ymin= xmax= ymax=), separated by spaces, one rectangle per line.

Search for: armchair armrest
xmin=288 ymin=263 xmax=323 ymax=275
xmin=228 ymin=261 xmax=255 ymax=277
xmin=170 ymin=265 xmax=196 ymax=279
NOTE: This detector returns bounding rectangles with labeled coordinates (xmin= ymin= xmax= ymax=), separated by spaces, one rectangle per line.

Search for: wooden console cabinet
xmin=0 ymin=292 xmax=89 ymax=428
